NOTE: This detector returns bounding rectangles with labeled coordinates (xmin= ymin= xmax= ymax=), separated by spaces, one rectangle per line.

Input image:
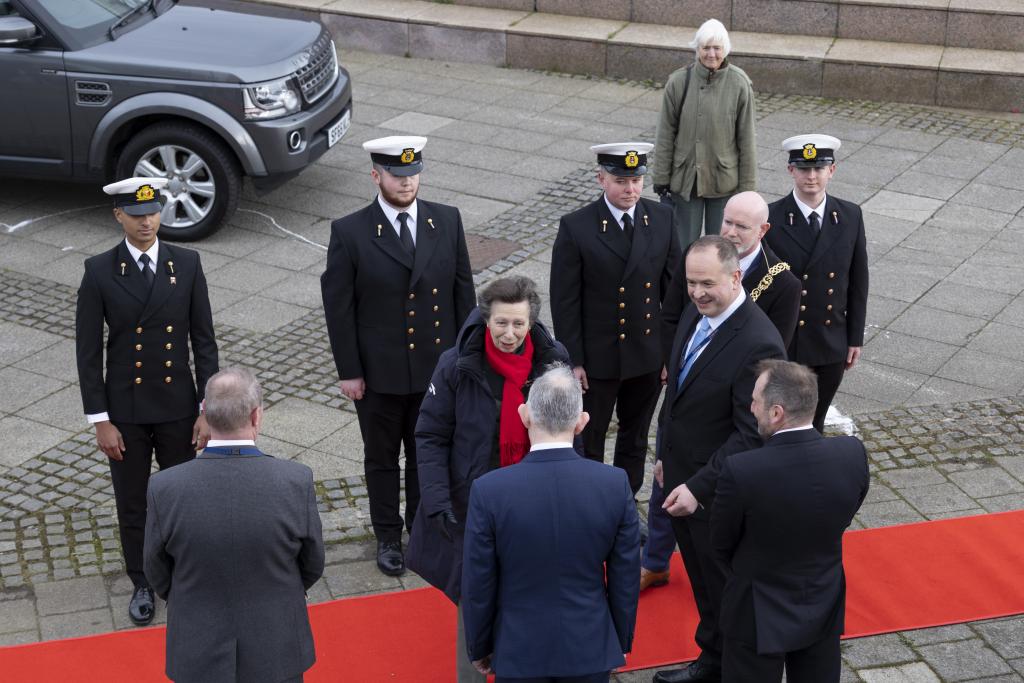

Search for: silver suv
xmin=0 ymin=0 xmax=352 ymax=239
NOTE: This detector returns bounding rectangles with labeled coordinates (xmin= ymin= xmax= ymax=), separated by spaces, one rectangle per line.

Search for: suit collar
xmin=409 ymin=198 xmax=439 ymax=288
xmin=622 ymin=199 xmax=651 ymax=280
xmin=672 ymin=297 xmax=755 ymax=400
xmin=369 ymin=201 xmax=414 ymax=270
xmin=138 ymin=242 xmax=179 ymax=325
xmin=199 ymin=444 xmax=265 ymax=458
xmin=112 ymin=240 xmax=150 ymax=304
xmin=523 ymin=447 xmax=580 ymax=463
xmin=806 ymin=195 xmax=842 ymax=269
xmin=595 ymin=199 xmax=630 ymax=262
xmin=766 ymin=427 xmax=821 ymax=447
xmin=776 ymin=193 xmax=816 ymax=255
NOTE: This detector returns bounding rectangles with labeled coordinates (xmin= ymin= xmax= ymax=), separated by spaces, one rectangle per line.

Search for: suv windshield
xmin=27 ymin=0 xmax=159 ymax=47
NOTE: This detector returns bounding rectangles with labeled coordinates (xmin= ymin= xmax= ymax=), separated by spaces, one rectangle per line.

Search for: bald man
xmin=641 ymin=192 xmax=800 ymax=595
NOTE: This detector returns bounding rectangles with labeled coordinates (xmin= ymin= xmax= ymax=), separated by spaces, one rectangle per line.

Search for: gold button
xmin=164 ymin=377 xmax=172 ymax=384
xmin=165 ymin=361 xmax=172 ymax=367
xmin=434 ymin=321 xmax=440 ymax=328
xmin=408 ymin=310 xmax=415 ymax=317
xmin=434 ymin=338 xmax=441 ymax=344
xmin=407 ymin=328 xmax=415 ymax=335
xmin=827 ymin=289 xmax=834 ymax=295
xmin=135 ymin=344 xmax=142 ymax=351
xmin=799 ymin=320 xmax=805 ymax=327
xmin=166 ymin=326 xmax=173 ymax=333
xmin=431 ymin=288 xmax=438 ymax=295
xmin=826 ymin=304 xmax=833 ymax=311
xmin=619 ymin=318 xmax=626 ymax=325
xmin=645 ymin=313 xmax=652 ymax=319
xmin=644 ymin=329 xmax=651 ymax=335
xmin=801 ymin=290 xmax=807 ymax=296
xmin=408 ymin=343 xmax=415 ymax=350
xmin=135 ymin=361 xmax=142 ymax=368
xmin=825 ymin=320 xmax=832 ymax=326
xmin=644 ymin=282 xmax=651 ymax=289
xmin=803 ymin=274 xmax=808 ymax=281
xmin=645 ymin=297 xmax=651 ymax=304
xmin=618 ymin=333 xmax=626 ymax=340
xmin=165 ymin=343 xmax=173 ymax=350
xmin=134 ymin=377 xmax=142 ymax=385
xmin=829 ymin=272 xmax=835 ymax=279
xmin=408 ymin=293 xmax=415 ymax=300
xmin=800 ymin=305 xmax=806 ymax=312
xmin=618 ymin=302 xmax=625 ymax=309
xmin=135 ymin=327 xmax=143 ymax=334
xmin=618 ymin=287 xmax=625 ymax=293
xmin=433 ymin=305 xmax=439 ymax=312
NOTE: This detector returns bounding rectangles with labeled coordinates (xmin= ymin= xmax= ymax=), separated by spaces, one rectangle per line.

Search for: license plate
xmin=327 ymin=110 xmax=350 ymax=148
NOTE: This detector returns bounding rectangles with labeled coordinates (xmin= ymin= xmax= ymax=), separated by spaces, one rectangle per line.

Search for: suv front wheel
xmin=116 ymin=122 xmax=241 ymax=241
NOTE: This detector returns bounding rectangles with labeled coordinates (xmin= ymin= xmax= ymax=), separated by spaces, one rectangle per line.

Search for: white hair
xmin=690 ymin=18 xmax=731 ymax=57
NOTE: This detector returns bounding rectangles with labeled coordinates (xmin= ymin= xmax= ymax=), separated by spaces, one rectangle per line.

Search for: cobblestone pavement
xmin=1 ymin=44 xmax=1024 ymax=681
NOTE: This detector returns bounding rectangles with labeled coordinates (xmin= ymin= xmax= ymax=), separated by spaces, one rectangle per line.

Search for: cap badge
xmin=400 ymin=148 xmax=415 ymax=164
xmin=135 ymin=184 xmax=156 ymax=202
xmin=624 ymin=151 xmax=639 ymax=169
xmin=802 ymin=144 xmax=817 ymax=161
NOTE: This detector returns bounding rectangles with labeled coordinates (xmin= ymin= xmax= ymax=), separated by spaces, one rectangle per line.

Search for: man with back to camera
xmin=711 ymin=360 xmax=869 ymax=682
xmin=652 ymin=236 xmax=786 ymax=683
xmin=641 ymin=190 xmax=800 ymax=592
xmin=765 ymin=134 xmax=869 ymax=433
xmin=321 ymin=135 xmax=476 ymax=576
xmin=75 ymin=176 xmax=218 ymax=626
xmin=550 ymin=142 xmax=681 ymax=498
xmin=461 ymin=364 xmax=640 ymax=683
xmin=144 ymin=367 xmax=324 ymax=683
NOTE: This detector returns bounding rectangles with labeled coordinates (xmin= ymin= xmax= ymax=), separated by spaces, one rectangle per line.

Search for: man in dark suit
xmin=462 ymin=364 xmax=640 ymax=683
xmin=711 ymin=360 xmax=869 ymax=682
xmin=765 ymin=134 xmax=869 ymax=433
xmin=641 ymin=192 xmax=800 ymax=591
xmin=76 ymin=177 xmax=218 ymax=626
xmin=550 ymin=142 xmax=681 ymax=495
xmin=653 ymin=236 xmax=786 ymax=683
xmin=321 ymin=136 xmax=475 ymax=576
xmin=144 ymin=367 xmax=325 ymax=683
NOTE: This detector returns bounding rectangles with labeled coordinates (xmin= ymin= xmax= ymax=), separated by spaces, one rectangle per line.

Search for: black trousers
xmin=497 ymin=673 xmax=609 ymax=683
xmin=723 ymin=633 xmax=840 ymax=683
xmin=672 ymin=513 xmax=726 ymax=666
xmin=109 ymin=417 xmax=195 ymax=587
xmin=810 ymin=362 xmax=846 ymax=433
xmin=582 ymin=371 xmax=662 ymax=495
xmin=354 ymin=388 xmax=422 ymax=543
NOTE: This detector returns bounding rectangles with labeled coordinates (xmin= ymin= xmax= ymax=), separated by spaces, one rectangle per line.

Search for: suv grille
xmin=75 ymin=81 xmax=112 ymax=107
xmin=294 ymin=33 xmax=338 ymax=105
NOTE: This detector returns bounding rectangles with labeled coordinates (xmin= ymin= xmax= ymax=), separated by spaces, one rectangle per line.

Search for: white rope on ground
xmin=2 ymin=204 xmax=108 ymax=233
xmin=238 ymin=208 xmax=327 ymax=251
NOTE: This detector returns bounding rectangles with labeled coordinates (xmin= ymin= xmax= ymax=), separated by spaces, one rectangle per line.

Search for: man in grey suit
xmin=144 ymin=367 xmax=325 ymax=683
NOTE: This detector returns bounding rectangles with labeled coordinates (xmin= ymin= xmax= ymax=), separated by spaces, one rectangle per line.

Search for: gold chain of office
xmin=749 ymin=262 xmax=791 ymax=302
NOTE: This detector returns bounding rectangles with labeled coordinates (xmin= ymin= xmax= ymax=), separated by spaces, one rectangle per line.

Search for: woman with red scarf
xmin=407 ymin=275 xmax=575 ymax=683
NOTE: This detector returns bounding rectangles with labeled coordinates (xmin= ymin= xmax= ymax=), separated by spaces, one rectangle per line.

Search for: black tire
xmin=115 ymin=122 xmax=241 ymax=241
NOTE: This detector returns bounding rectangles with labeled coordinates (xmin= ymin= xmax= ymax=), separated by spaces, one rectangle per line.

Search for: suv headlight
xmin=243 ymin=77 xmax=301 ymax=120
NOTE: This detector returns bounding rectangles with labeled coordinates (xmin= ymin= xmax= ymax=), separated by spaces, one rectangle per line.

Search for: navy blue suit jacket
xmin=461 ymin=447 xmax=640 ymax=678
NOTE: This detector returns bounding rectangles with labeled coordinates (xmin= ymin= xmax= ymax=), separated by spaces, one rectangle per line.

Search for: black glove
xmin=653 ymin=184 xmax=670 ymax=197
xmin=432 ymin=509 xmax=458 ymax=542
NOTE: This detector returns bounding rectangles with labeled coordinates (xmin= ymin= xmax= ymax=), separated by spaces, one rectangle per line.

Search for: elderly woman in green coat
xmin=652 ymin=18 xmax=757 ymax=250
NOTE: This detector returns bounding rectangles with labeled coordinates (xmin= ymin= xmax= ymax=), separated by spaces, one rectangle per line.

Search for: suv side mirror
xmin=0 ymin=16 xmax=39 ymax=45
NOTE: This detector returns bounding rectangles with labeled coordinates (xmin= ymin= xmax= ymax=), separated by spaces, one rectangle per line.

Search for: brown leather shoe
xmin=640 ymin=567 xmax=670 ymax=591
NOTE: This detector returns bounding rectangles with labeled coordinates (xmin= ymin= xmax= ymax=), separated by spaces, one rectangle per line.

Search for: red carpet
xmin=3 ymin=511 xmax=1023 ymax=682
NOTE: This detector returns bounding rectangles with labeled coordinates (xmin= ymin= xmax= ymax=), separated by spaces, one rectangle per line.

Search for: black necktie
xmin=622 ymin=213 xmax=634 ymax=244
xmin=138 ymin=253 xmax=155 ymax=288
xmin=398 ymin=212 xmax=415 ymax=256
xmin=808 ymin=211 xmax=821 ymax=234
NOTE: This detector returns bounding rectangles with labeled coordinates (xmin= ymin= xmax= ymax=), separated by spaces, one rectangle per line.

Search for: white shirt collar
xmin=377 ymin=194 xmax=418 ymax=240
xmin=773 ymin=425 xmax=816 ymax=436
xmin=792 ymin=193 xmax=827 ymax=221
xmin=530 ymin=441 xmax=574 ymax=451
xmin=124 ymin=238 xmax=159 ymax=270
xmin=603 ymin=195 xmax=635 ymax=230
xmin=706 ymin=287 xmax=747 ymax=332
xmin=206 ymin=439 xmax=257 ymax=447
xmin=738 ymin=244 xmax=762 ymax=278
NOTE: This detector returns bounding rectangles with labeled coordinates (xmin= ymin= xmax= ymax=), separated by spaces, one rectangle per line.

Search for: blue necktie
xmin=677 ymin=317 xmax=713 ymax=390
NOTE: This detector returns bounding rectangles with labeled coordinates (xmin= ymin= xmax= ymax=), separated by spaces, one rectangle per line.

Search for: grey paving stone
xmin=38 ymin=607 xmax=113 ymax=640
xmin=0 ymin=598 xmax=36 ymax=633
xmin=974 ymin=617 xmax=1024 ymax=660
xmin=967 ymin=322 xmax=1024 ymax=363
xmin=977 ymin=493 xmax=1024 ymax=513
xmin=938 ymin=350 xmax=1024 ymax=394
xmin=843 ymin=633 xmax=917 ymax=668
xmin=888 ymin=306 xmax=987 ymax=348
xmin=34 ymin=576 xmax=108 ymax=616
xmin=864 ymin=331 xmax=959 ymax=375
xmin=917 ymin=639 xmax=1015 ymax=681
xmin=322 ymin=559 xmax=402 ymax=598
xmin=858 ymin=662 xmax=942 ymax=682
xmin=901 ymin=483 xmax=977 ymax=515
xmin=903 ymin=624 xmax=976 ymax=646
xmin=262 ymin=397 xmax=354 ymax=448
xmin=855 ymin=499 xmax=926 ymax=528
xmin=878 ymin=467 xmax=948 ymax=490
xmin=0 ymin=322 xmax=64 ymax=366
xmin=0 ymin=417 xmax=74 ymax=470
xmin=0 ymin=631 xmax=38 ymax=645
xmin=949 ymin=468 xmax=1024 ymax=499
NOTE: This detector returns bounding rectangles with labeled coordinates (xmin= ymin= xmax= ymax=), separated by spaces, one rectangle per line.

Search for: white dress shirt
xmin=683 ymin=289 xmax=748 ymax=364
xmin=602 ymin=195 xmax=636 ymax=230
xmin=738 ymin=244 xmax=762 ymax=280
xmin=793 ymin=193 xmax=827 ymax=223
xmin=377 ymin=194 xmax=417 ymax=245
xmin=530 ymin=441 xmax=575 ymax=451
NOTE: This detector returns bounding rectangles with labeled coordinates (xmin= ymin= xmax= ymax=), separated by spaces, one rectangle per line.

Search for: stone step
xmin=260 ymin=0 xmax=1024 ymax=112
xmin=446 ymin=0 xmax=1024 ymax=52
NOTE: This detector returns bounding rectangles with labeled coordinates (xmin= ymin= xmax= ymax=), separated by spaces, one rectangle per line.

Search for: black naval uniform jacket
xmin=550 ymin=196 xmax=681 ymax=381
xmin=75 ymin=241 xmax=218 ymax=425
xmin=661 ymin=242 xmax=801 ymax=360
xmin=766 ymin=192 xmax=869 ymax=366
xmin=321 ymin=198 xmax=476 ymax=395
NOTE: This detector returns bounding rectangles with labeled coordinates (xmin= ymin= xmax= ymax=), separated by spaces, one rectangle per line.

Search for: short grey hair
xmin=756 ymin=359 xmax=818 ymax=424
xmin=690 ymin=18 xmax=731 ymax=57
xmin=478 ymin=276 xmax=542 ymax=324
xmin=688 ymin=234 xmax=740 ymax=275
xmin=525 ymin=363 xmax=582 ymax=435
xmin=204 ymin=367 xmax=262 ymax=432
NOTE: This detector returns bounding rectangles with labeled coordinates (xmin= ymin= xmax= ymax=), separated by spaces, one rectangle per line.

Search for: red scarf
xmin=484 ymin=330 xmax=534 ymax=467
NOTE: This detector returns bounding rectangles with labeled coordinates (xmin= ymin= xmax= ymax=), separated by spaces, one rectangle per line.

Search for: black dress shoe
xmin=376 ymin=540 xmax=405 ymax=576
xmin=128 ymin=585 xmax=155 ymax=626
xmin=652 ymin=660 xmax=721 ymax=683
